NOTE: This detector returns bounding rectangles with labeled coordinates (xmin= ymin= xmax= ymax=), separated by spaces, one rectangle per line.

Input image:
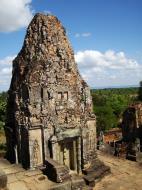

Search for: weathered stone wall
xmin=121 ymin=103 xmax=142 ymax=158
xmin=122 ymin=104 xmax=142 ymax=141
xmin=5 ymin=13 xmax=96 ymax=172
xmin=122 ymin=107 xmax=137 ymax=142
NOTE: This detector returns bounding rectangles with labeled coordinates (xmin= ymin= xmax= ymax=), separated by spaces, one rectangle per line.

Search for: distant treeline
xmin=91 ymin=87 xmax=139 ymax=96
xmin=91 ymin=87 xmax=139 ymax=134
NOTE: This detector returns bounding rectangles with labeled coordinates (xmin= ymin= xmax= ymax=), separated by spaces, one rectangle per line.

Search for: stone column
xmin=52 ymin=142 xmax=60 ymax=162
xmin=59 ymin=145 xmax=64 ymax=164
xmin=50 ymin=135 xmax=59 ymax=162
xmin=17 ymin=125 xmax=21 ymax=163
xmin=52 ymin=142 xmax=58 ymax=161
xmin=63 ymin=146 xmax=70 ymax=168
xmin=77 ymin=137 xmax=82 ymax=174
xmin=14 ymin=145 xmax=18 ymax=164
xmin=29 ymin=139 xmax=34 ymax=169
xmin=73 ymin=140 xmax=77 ymax=171
xmin=140 ymin=138 xmax=142 ymax=152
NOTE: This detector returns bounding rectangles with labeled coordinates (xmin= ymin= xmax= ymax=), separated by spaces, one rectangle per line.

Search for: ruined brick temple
xmin=122 ymin=103 xmax=142 ymax=160
xmin=5 ymin=13 xmax=109 ymax=185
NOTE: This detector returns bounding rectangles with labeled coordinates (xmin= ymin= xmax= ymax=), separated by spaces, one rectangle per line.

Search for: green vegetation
xmin=0 ymin=92 xmax=7 ymax=130
xmin=0 ymin=92 xmax=7 ymax=151
xmin=91 ymin=87 xmax=139 ymax=134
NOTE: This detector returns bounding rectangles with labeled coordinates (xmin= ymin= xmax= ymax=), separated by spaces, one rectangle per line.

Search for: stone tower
xmin=5 ymin=14 xmax=108 ymax=184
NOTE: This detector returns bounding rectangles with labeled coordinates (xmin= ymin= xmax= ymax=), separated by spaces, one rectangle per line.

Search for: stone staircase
xmin=83 ymin=159 xmax=111 ymax=187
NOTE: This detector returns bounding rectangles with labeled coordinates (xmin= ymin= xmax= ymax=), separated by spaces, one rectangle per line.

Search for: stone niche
xmin=5 ymin=13 xmax=109 ymax=187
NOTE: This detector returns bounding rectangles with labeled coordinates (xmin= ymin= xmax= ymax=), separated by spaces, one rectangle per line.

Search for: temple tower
xmin=5 ymin=14 xmax=109 ymax=186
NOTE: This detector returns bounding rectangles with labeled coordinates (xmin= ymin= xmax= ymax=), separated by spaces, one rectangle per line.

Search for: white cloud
xmin=43 ymin=10 xmax=52 ymax=15
xmin=0 ymin=55 xmax=16 ymax=65
xmin=75 ymin=32 xmax=92 ymax=38
xmin=75 ymin=33 xmax=80 ymax=38
xmin=75 ymin=50 xmax=142 ymax=88
xmin=0 ymin=0 xmax=33 ymax=32
xmin=0 ymin=68 xmax=12 ymax=75
xmin=82 ymin=33 xmax=91 ymax=37
xmin=0 ymin=51 xmax=141 ymax=91
xmin=0 ymin=55 xmax=14 ymax=91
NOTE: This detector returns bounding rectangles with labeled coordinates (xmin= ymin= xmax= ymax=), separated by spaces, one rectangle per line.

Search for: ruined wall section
xmin=122 ymin=104 xmax=142 ymax=154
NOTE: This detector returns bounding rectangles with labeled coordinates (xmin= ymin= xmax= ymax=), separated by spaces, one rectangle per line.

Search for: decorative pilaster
xmin=77 ymin=136 xmax=82 ymax=174
xmin=50 ymin=135 xmax=58 ymax=161
xmin=73 ymin=140 xmax=77 ymax=171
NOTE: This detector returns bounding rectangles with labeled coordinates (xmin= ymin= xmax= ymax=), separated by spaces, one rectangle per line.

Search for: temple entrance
xmin=50 ymin=137 xmax=80 ymax=173
xmin=60 ymin=138 xmax=77 ymax=171
xmin=64 ymin=140 xmax=76 ymax=170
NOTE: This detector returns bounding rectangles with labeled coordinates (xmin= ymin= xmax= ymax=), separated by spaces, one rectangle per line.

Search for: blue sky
xmin=0 ymin=0 xmax=142 ymax=91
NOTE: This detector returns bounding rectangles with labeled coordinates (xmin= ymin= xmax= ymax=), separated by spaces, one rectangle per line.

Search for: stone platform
xmin=0 ymin=158 xmax=53 ymax=190
xmin=0 ymin=157 xmax=110 ymax=190
xmin=94 ymin=151 xmax=142 ymax=190
xmin=0 ymin=158 xmax=87 ymax=190
xmin=2 ymin=151 xmax=142 ymax=190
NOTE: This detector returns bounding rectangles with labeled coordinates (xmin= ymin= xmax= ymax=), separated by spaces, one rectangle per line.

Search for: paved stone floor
xmin=0 ymin=152 xmax=142 ymax=190
xmin=94 ymin=151 xmax=142 ymax=190
xmin=0 ymin=158 xmax=54 ymax=190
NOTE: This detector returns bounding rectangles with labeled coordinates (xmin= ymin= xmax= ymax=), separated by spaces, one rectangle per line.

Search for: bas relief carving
xmin=33 ymin=139 xmax=41 ymax=166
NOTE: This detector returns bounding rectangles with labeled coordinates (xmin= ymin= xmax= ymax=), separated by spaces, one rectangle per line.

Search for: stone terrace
xmin=1 ymin=151 xmax=142 ymax=190
xmin=94 ymin=151 xmax=142 ymax=190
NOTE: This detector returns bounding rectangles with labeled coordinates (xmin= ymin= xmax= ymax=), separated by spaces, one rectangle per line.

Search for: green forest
xmin=0 ymin=92 xmax=7 ymax=131
xmin=92 ymin=87 xmax=139 ymax=133
xmin=0 ymin=92 xmax=7 ymax=151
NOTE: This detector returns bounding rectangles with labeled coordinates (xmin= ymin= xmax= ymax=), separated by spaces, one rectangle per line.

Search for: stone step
xmin=83 ymin=164 xmax=110 ymax=187
xmin=45 ymin=159 xmax=70 ymax=183
xmin=83 ymin=160 xmax=106 ymax=175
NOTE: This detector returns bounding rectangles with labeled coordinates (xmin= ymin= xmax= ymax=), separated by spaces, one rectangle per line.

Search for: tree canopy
xmin=91 ymin=87 xmax=138 ymax=134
